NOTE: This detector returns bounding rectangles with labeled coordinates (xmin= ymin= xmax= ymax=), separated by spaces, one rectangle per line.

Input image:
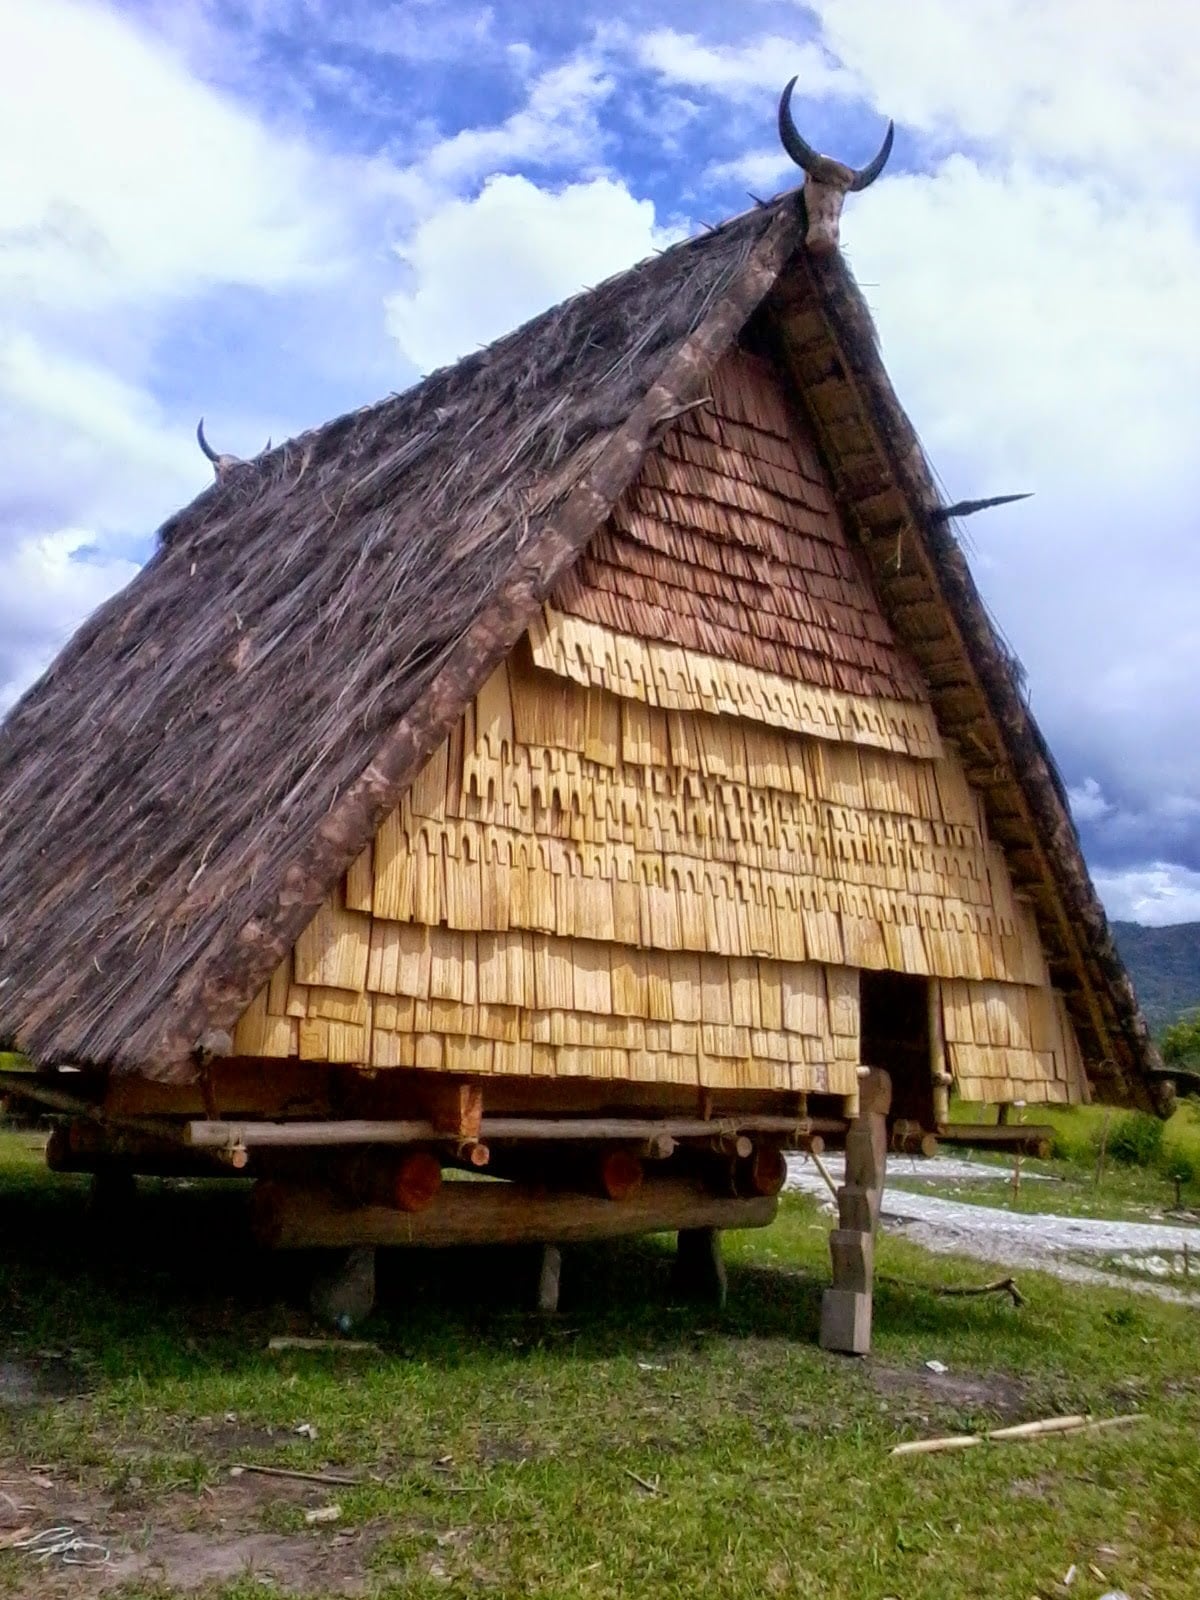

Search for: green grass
xmin=1 ymin=1129 xmax=1200 ymax=1599
xmin=886 ymin=1158 xmax=1190 ymax=1224
xmin=899 ymin=1100 xmax=1200 ymax=1224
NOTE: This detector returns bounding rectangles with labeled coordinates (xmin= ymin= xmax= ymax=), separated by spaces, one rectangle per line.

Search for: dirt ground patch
xmin=0 ymin=1467 xmax=392 ymax=1595
xmin=868 ymin=1360 xmax=1031 ymax=1427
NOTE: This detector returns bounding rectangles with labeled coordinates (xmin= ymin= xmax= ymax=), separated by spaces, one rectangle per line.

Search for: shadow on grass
xmin=0 ymin=1160 xmax=1063 ymax=1382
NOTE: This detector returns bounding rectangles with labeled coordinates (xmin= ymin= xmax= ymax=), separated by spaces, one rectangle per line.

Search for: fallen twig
xmin=879 ymin=1273 xmax=1027 ymax=1308
xmin=621 ymin=1468 xmax=663 ymax=1496
xmin=229 ymin=1463 xmax=363 ymax=1486
xmin=891 ymin=1412 xmax=1145 ymax=1457
xmin=933 ymin=1276 xmax=1026 ymax=1308
xmin=267 ymin=1336 xmax=379 ymax=1354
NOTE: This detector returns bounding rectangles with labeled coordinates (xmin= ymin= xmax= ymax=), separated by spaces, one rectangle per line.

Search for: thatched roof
xmin=0 ymin=189 xmax=1170 ymax=1112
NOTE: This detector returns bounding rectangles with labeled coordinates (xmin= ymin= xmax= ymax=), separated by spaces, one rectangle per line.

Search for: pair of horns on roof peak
xmin=777 ymin=77 xmax=894 ymax=190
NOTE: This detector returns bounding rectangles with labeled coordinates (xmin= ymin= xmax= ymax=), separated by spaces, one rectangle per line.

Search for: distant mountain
xmin=1112 ymin=921 xmax=1200 ymax=1031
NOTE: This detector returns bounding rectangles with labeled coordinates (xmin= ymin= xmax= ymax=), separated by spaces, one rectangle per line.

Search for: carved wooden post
xmin=820 ymin=1067 xmax=891 ymax=1355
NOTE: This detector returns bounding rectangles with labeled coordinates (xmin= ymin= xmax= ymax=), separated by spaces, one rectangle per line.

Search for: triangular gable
xmin=236 ymin=347 xmax=1089 ymax=1109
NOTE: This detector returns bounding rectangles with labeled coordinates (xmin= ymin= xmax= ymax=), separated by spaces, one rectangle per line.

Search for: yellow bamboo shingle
xmin=235 ymin=579 xmax=1070 ymax=1107
xmin=294 ymin=890 xmax=370 ymax=991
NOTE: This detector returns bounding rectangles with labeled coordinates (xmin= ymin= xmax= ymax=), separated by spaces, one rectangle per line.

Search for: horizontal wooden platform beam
xmin=936 ymin=1123 xmax=1054 ymax=1160
xmin=251 ymin=1175 xmax=778 ymax=1250
xmin=187 ymin=1113 xmax=840 ymax=1151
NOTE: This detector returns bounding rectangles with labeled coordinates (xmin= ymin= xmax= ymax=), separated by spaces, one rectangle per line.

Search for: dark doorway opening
xmin=859 ymin=970 xmax=934 ymax=1130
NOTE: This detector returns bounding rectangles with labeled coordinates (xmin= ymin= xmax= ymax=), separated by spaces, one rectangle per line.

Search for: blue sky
xmin=2 ymin=0 xmax=1199 ymax=925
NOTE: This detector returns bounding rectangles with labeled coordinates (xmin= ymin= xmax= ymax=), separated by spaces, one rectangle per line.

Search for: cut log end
xmin=599 ymin=1148 xmax=645 ymax=1203
xmin=393 ymin=1150 xmax=443 ymax=1213
xmin=742 ymin=1144 xmax=788 ymax=1197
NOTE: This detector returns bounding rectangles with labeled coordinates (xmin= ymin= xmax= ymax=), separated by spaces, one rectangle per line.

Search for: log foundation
xmin=537 ymin=1244 xmax=563 ymax=1314
xmin=252 ymin=1175 xmax=776 ymax=1251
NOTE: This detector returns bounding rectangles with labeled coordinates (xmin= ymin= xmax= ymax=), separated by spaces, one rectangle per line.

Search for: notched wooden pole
xmin=820 ymin=1067 xmax=890 ymax=1355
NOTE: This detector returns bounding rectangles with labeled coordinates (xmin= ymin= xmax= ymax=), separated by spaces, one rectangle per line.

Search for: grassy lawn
xmin=1 ymin=1131 xmax=1199 ymax=1598
xmin=886 ymin=1152 xmax=1196 ymax=1224
xmin=882 ymin=1098 xmax=1200 ymax=1225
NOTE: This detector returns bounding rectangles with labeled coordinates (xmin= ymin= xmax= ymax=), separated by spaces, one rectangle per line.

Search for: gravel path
xmin=786 ymin=1153 xmax=1200 ymax=1304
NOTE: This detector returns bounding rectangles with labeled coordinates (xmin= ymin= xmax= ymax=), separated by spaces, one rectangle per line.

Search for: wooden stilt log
xmin=890 ymin=1120 xmax=939 ymax=1159
xmin=821 ymin=1067 xmax=890 ymax=1356
xmin=936 ymin=1124 xmax=1053 ymax=1159
xmin=309 ymin=1245 xmax=376 ymax=1332
xmin=537 ymin=1244 xmax=562 ymax=1314
xmin=673 ymin=1226 xmax=727 ymax=1310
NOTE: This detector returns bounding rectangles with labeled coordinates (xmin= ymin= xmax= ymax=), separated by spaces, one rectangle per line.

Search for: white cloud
xmin=0 ymin=0 xmax=386 ymax=706
xmin=811 ymin=0 xmax=1200 ymax=182
xmin=635 ymin=29 xmax=857 ymax=102
xmin=0 ymin=0 xmax=349 ymax=315
xmin=378 ymin=52 xmax=620 ymax=218
xmin=841 ymin=159 xmax=1200 ymax=488
xmin=1093 ymin=865 xmax=1200 ymax=927
xmin=832 ymin=151 xmax=1200 ymax=903
xmin=385 ymin=173 xmax=676 ymax=373
xmin=706 ymin=148 xmax=796 ymax=193
xmin=1069 ymin=779 xmax=1113 ymax=826
xmin=0 ymin=530 xmax=140 ymax=709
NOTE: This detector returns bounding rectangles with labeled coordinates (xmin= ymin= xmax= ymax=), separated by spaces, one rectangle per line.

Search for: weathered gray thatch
xmin=0 ymin=188 xmax=1169 ymax=1112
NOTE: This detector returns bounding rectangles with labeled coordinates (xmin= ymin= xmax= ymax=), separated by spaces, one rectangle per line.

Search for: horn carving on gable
xmin=778 ymin=77 xmax=894 ymax=253
xmin=196 ymin=418 xmax=245 ymax=484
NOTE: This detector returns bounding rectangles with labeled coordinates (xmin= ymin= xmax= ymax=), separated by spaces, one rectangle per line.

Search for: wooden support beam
xmin=822 ymin=1068 xmax=890 ymax=1357
xmin=598 ymin=1149 xmax=644 ymax=1203
xmin=936 ymin=1124 xmax=1054 ymax=1160
xmin=890 ymin=1120 xmax=939 ymax=1159
xmin=428 ymin=1081 xmax=483 ymax=1142
xmin=828 ymin=1229 xmax=873 ymax=1294
xmin=739 ymin=1144 xmax=789 ymax=1198
xmin=819 ymin=1289 xmax=872 ymax=1356
xmin=188 ymin=1114 xmax=835 ymax=1151
xmin=309 ymin=1245 xmax=376 ymax=1331
xmin=252 ymin=1177 xmax=777 ymax=1251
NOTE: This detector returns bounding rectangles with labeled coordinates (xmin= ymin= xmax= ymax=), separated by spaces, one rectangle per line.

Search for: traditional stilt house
xmin=0 ymin=92 xmax=1171 ymax=1348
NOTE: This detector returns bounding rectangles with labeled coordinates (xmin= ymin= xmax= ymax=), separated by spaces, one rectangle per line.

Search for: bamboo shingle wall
xmin=935 ymin=979 xmax=1085 ymax=1106
xmin=232 ymin=347 xmax=1086 ymax=1107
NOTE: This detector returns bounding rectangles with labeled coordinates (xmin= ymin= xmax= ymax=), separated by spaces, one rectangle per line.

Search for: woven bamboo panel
xmin=357 ymin=653 xmax=1042 ymax=990
xmin=234 ymin=933 xmax=860 ymax=1095
xmin=235 ymin=641 xmax=1060 ymax=1092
